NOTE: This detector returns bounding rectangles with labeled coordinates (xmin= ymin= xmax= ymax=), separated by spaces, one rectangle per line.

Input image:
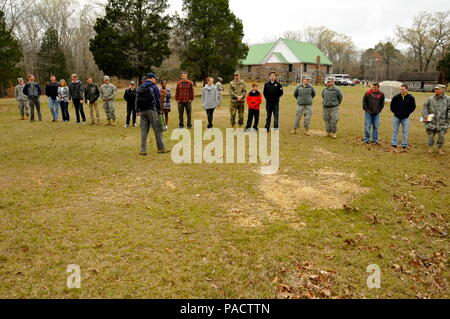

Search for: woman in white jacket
xmin=202 ymin=77 xmax=219 ymax=130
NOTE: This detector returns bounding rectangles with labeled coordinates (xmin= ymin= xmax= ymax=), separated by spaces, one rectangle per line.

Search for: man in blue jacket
xmin=136 ymin=73 xmax=169 ymax=155
xmin=23 ymin=74 xmax=42 ymax=122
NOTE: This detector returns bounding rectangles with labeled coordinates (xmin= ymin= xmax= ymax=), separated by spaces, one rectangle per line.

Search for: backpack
xmin=136 ymin=86 xmax=151 ymax=112
xmin=136 ymin=83 xmax=159 ymax=112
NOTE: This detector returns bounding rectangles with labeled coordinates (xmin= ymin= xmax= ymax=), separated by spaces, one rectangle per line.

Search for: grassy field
xmin=0 ymin=84 xmax=448 ymax=299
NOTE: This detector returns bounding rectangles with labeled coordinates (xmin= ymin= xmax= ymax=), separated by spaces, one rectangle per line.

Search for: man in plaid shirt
xmin=175 ymin=71 xmax=195 ymax=128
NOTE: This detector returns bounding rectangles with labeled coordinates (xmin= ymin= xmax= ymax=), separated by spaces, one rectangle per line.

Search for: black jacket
xmin=124 ymin=88 xmax=137 ymax=107
xmin=69 ymin=81 xmax=84 ymax=100
xmin=390 ymin=93 xmax=416 ymax=120
xmin=45 ymin=82 xmax=59 ymax=99
xmin=363 ymin=89 xmax=385 ymax=115
xmin=84 ymin=83 xmax=100 ymax=103
xmin=263 ymin=81 xmax=283 ymax=103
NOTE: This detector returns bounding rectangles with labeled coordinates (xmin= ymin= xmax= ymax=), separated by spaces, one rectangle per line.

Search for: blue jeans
xmin=364 ymin=112 xmax=380 ymax=143
xmin=48 ymin=97 xmax=59 ymax=120
xmin=392 ymin=117 xmax=410 ymax=147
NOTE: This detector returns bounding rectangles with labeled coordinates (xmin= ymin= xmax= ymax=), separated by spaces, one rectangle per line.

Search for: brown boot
xmin=327 ymin=132 xmax=332 ymax=137
xmin=20 ymin=116 xmax=25 ymax=120
xmin=332 ymin=133 xmax=337 ymax=139
xmin=304 ymin=129 xmax=311 ymax=136
xmin=428 ymin=147 xmax=434 ymax=154
xmin=438 ymin=148 xmax=444 ymax=155
xmin=290 ymin=128 xmax=298 ymax=134
xmin=106 ymin=119 xmax=112 ymax=126
xmin=111 ymin=120 xmax=116 ymax=126
xmin=96 ymin=119 xmax=100 ymax=125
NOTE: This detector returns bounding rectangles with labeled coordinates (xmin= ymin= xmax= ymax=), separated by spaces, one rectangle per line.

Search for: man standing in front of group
xmin=291 ymin=75 xmax=316 ymax=136
xmin=362 ymin=83 xmax=385 ymax=144
xmin=69 ymin=74 xmax=86 ymax=124
xmin=45 ymin=75 xmax=59 ymax=122
xmin=136 ymin=73 xmax=169 ymax=155
xmin=175 ymin=71 xmax=194 ymax=129
xmin=263 ymin=72 xmax=283 ymax=132
xmin=390 ymin=84 xmax=416 ymax=149
xmin=100 ymin=75 xmax=117 ymax=126
xmin=422 ymin=84 xmax=450 ymax=155
xmin=322 ymin=77 xmax=343 ymax=139
xmin=229 ymin=71 xmax=247 ymax=129
xmin=15 ymin=78 xmax=29 ymax=120
xmin=23 ymin=74 xmax=42 ymax=122
xmin=84 ymin=77 xmax=100 ymax=125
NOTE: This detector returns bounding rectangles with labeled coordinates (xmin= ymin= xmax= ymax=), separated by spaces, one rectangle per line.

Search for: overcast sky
xmin=168 ymin=0 xmax=449 ymax=50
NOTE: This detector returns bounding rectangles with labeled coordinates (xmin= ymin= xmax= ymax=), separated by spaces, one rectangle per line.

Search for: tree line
xmin=266 ymin=10 xmax=449 ymax=81
xmin=0 ymin=0 xmax=449 ymax=97
xmin=0 ymin=0 xmax=248 ymax=97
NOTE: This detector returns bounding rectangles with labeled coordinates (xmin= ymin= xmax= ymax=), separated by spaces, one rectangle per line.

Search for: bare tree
xmin=397 ymin=10 xmax=449 ymax=72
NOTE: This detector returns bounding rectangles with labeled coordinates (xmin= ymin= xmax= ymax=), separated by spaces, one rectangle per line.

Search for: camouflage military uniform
xmin=15 ymin=84 xmax=30 ymax=118
xmin=422 ymin=94 xmax=450 ymax=148
xmin=293 ymin=83 xmax=316 ymax=129
xmin=322 ymin=86 xmax=343 ymax=134
xmin=229 ymin=80 xmax=247 ymax=127
xmin=100 ymin=82 xmax=117 ymax=121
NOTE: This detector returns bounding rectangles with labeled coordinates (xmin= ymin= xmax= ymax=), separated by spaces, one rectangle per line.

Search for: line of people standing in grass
xmin=15 ymin=74 xmax=118 ymax=125
xmin=14 ymin=70 xmax=449 ymax=155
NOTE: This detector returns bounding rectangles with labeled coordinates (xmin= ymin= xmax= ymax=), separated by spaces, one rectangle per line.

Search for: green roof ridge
xmin=241 ymin=38 xmax=332 ymax=66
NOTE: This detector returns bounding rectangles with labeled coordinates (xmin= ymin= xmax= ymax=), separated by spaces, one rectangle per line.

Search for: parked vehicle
xmin=333 ymin=74 xmax=353 ymax=86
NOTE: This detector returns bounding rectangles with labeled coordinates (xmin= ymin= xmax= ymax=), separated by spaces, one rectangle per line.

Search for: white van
xmin=333 ymin=74 xmax=353 ymax=86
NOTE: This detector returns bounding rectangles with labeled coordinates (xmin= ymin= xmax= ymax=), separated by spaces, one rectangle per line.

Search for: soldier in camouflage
xmin=422 ymin=84 xmax=450 ymax=155
xmin=321 ymin=77 xmax=343 ymax=139
xmin=100 ymin=75 xmax=118 ymax=126
xmin=291 ymin=76 xmax=316 ymax=136
xmin=15 ymin=78 xmax=29 ymax=120
xmin=229 ymin=71 xmax=247 ymax=128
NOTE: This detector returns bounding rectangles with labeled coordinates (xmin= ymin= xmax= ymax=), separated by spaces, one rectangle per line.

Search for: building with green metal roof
xmin=237 ymin=38 xmax=333 ymax=84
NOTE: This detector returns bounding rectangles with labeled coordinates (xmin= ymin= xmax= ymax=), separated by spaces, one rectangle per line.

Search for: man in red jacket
xmin=245 ymin=82 xmax=262 ymax=131
xmin=175 ymin=71 xmax=194 ymax=129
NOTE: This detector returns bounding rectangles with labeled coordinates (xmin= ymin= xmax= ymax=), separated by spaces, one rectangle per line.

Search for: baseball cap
xmin=234 ymin=71 xmax=240 ymax=76
xmin=435 ymin=84 xmax=446 ymax=90
xmin=146 ymin=73 xmax=159 ymax=80
xmin=130 ymin=81 xmax=135 ymax=85
xmin=103 ymin=75 xmax=110 ymax=81
xmin=326 ymin=76 xmax=335 ymax=82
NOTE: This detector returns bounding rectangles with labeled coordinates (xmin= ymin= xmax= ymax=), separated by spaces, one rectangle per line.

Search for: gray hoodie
xmin=202 ymin=84 xmax=219 ymax=110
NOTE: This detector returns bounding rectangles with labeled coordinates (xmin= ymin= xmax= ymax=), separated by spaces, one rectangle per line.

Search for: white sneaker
xmin=82 ymin=121 xmax=86 ymax=125
xmin=124 ymin=124 xmax=129 ymax=128
xmin=133 ymin=124 xmax=137 ymax=128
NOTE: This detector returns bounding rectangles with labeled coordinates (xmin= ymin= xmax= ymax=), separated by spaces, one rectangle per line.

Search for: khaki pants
xmin=88 ymin=101 xmax=100 ymax=123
